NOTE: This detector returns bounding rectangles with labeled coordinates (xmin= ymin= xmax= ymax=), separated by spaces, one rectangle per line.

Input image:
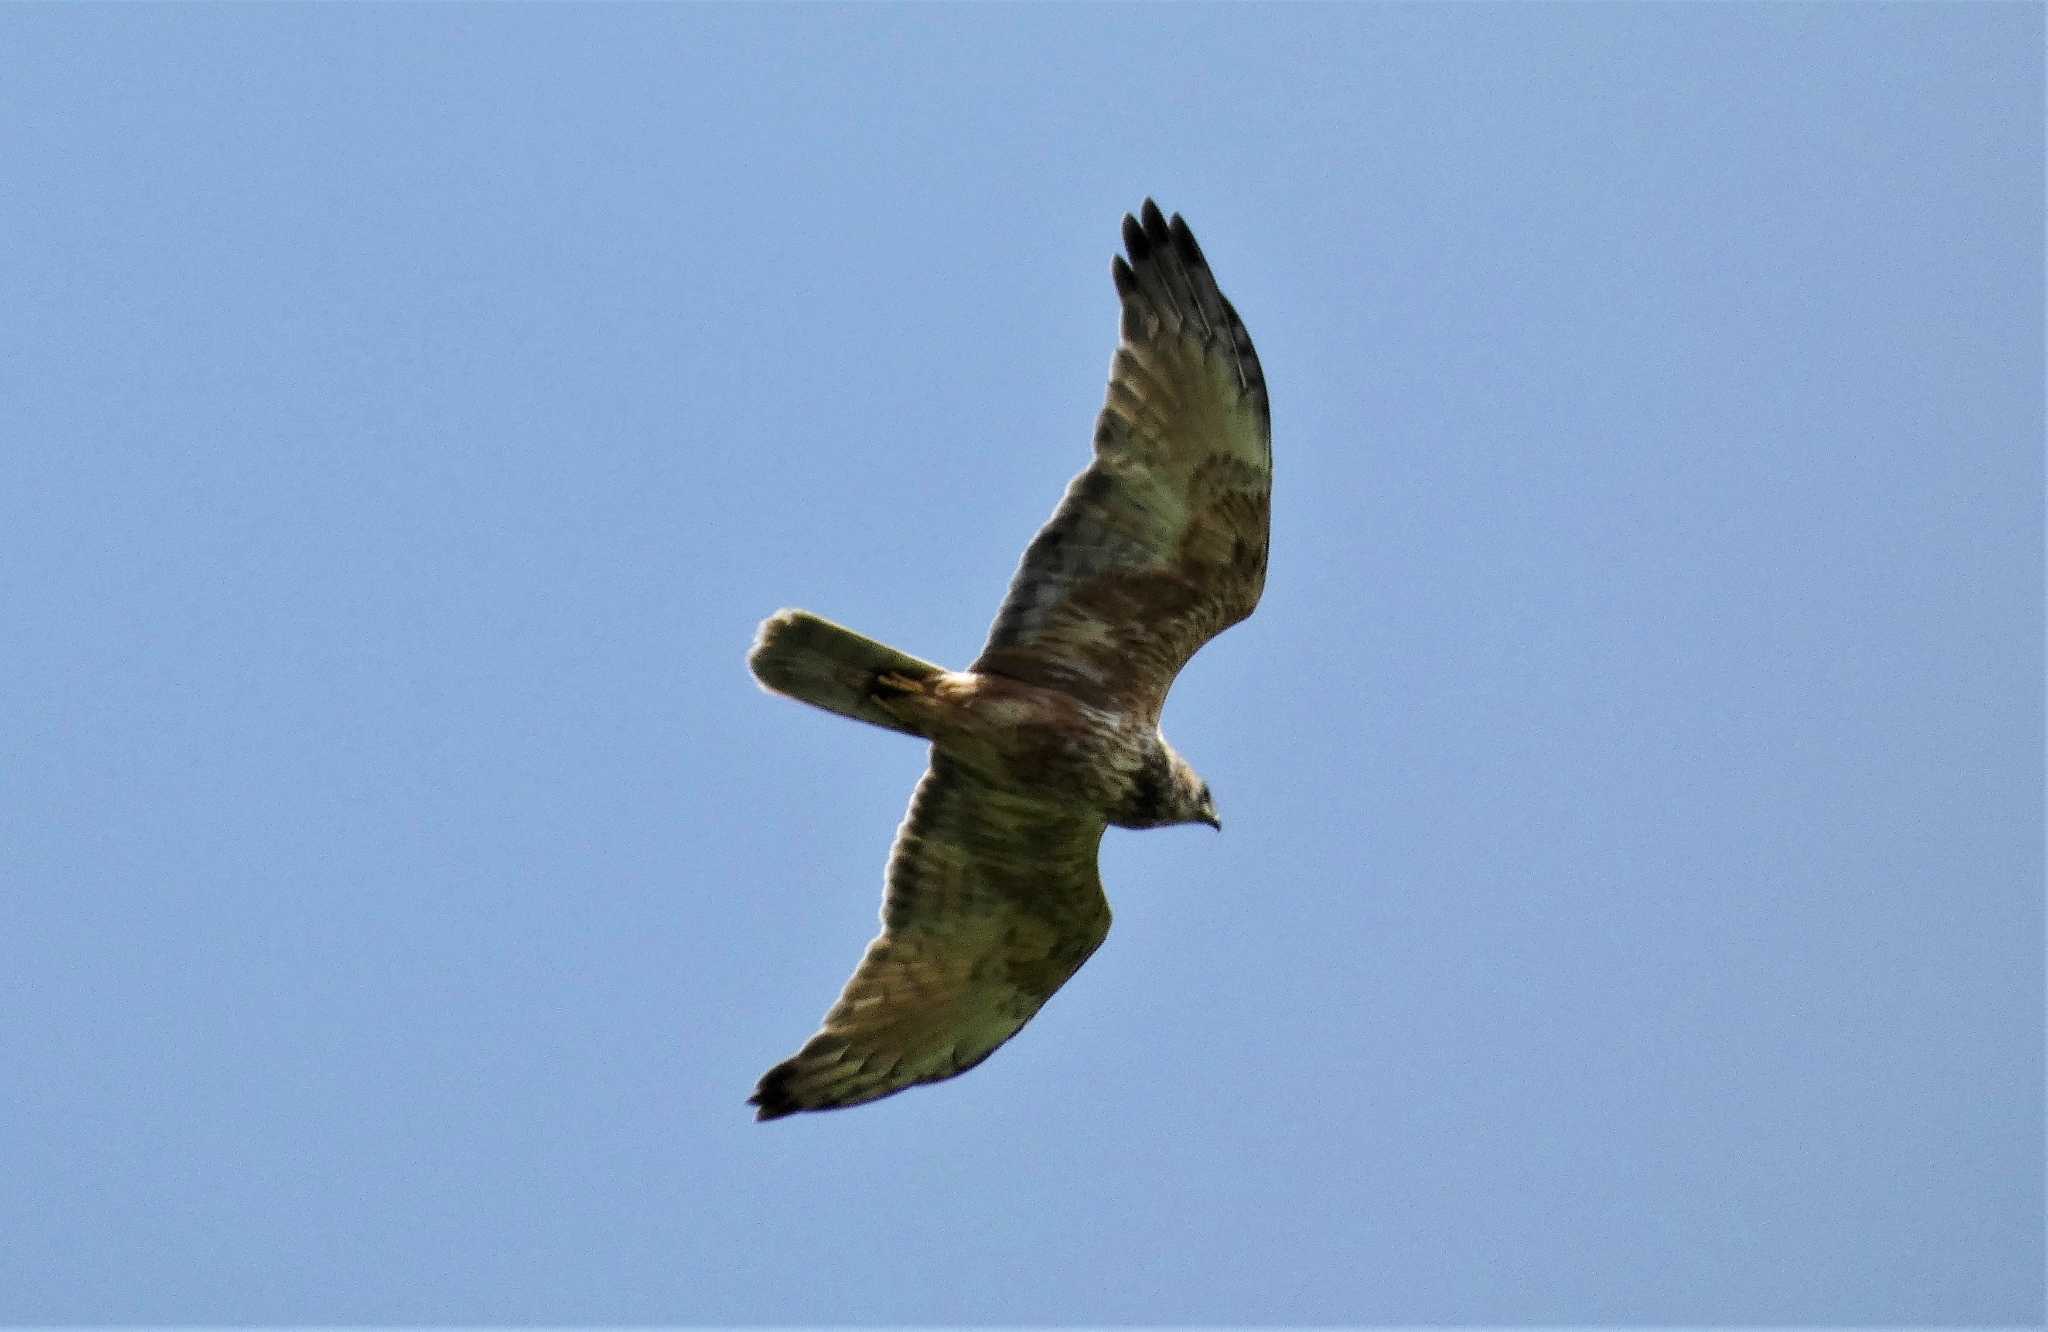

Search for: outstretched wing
xmin=751 ymin=755 xmax=1111 ymax=1120
xmin=973 ymin=200 xmax=1271 ymax=720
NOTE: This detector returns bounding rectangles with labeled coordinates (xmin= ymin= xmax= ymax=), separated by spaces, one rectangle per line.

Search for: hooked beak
xmin=1199 ymin=805 xmax=1222 ymax=832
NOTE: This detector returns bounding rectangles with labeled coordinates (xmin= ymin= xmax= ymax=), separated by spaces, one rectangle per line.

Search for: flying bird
xmin=746 ymin=201 xmax=1270 ymax=1119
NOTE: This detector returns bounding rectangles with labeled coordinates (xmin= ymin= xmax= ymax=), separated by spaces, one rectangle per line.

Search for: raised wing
xmin=973 ymin=200 xmax=1271 ymax=720
xmin=750 ymin=755 xmax=1111 ymax=1120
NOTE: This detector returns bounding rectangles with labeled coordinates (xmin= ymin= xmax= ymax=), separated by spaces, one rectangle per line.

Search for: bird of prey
xmin=746 ymin=201 xmax=1270 ymax=1120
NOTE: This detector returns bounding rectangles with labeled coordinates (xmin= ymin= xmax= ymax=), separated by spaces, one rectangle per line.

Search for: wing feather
xmin=974 ymin=200 xmax=1270 ymax=718
xmin=750 ymin=755 xmax=1110 ymax=1120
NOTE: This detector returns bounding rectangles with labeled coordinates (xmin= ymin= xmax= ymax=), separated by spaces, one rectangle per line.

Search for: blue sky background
xmin=2 ymin=3 xmax=2040 ymax=1324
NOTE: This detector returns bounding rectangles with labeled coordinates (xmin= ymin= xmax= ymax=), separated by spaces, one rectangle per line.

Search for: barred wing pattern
xmin=973 ymin=201 xmax=1272 ymax=720
xmin=750 ymin=755 xmax=1111 ymax=1119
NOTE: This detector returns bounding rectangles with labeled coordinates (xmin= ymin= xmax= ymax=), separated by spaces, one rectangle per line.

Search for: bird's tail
xmin=747 ymin=609 xmax=944 ymax=739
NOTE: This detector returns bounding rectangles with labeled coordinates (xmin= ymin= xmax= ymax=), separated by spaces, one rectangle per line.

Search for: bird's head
xmin=1167 ymin=747 xmax=1223 ymax=832
xmin=1117 ymin=743 xmax=1222 ymax=831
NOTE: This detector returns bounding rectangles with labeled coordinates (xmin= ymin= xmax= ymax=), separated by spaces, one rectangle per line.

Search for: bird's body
xmin=746 ymin=202 xmax=1269 ymax=1119
xmin=861 ymin=665 xmax=1182 ymax=828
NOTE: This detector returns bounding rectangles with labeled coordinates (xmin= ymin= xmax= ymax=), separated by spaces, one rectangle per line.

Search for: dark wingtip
xmin=1111 ymin=254 xmax=1137 ymax=299
xmin=749 ymin=1077 xmax=801 ymax=1122
xmin=1122 ymin=200 xmax=1209 ymax=284
xmin=1121 ymin=210 xmax=1148 ymax=262
xmin=1139 ymin=198 xmax=1170 ymax=245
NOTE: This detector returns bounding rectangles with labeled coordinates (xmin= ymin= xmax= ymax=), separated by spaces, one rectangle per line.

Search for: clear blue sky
xmin=3 ymin=4 xmax=2039 ymax=1324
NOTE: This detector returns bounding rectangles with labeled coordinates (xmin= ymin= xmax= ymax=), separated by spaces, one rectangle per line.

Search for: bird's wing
xmin=751 ymin=755 xmax=1111 ymax=1119
xmin=973 ymin=200 xmax=1271 ymax=721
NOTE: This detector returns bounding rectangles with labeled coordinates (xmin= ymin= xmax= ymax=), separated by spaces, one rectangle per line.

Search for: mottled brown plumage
xmin=746 ymin=202 xmax=1270 ymax=1120
xmin=976 ymin=206 xmax=1271 ymax=718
